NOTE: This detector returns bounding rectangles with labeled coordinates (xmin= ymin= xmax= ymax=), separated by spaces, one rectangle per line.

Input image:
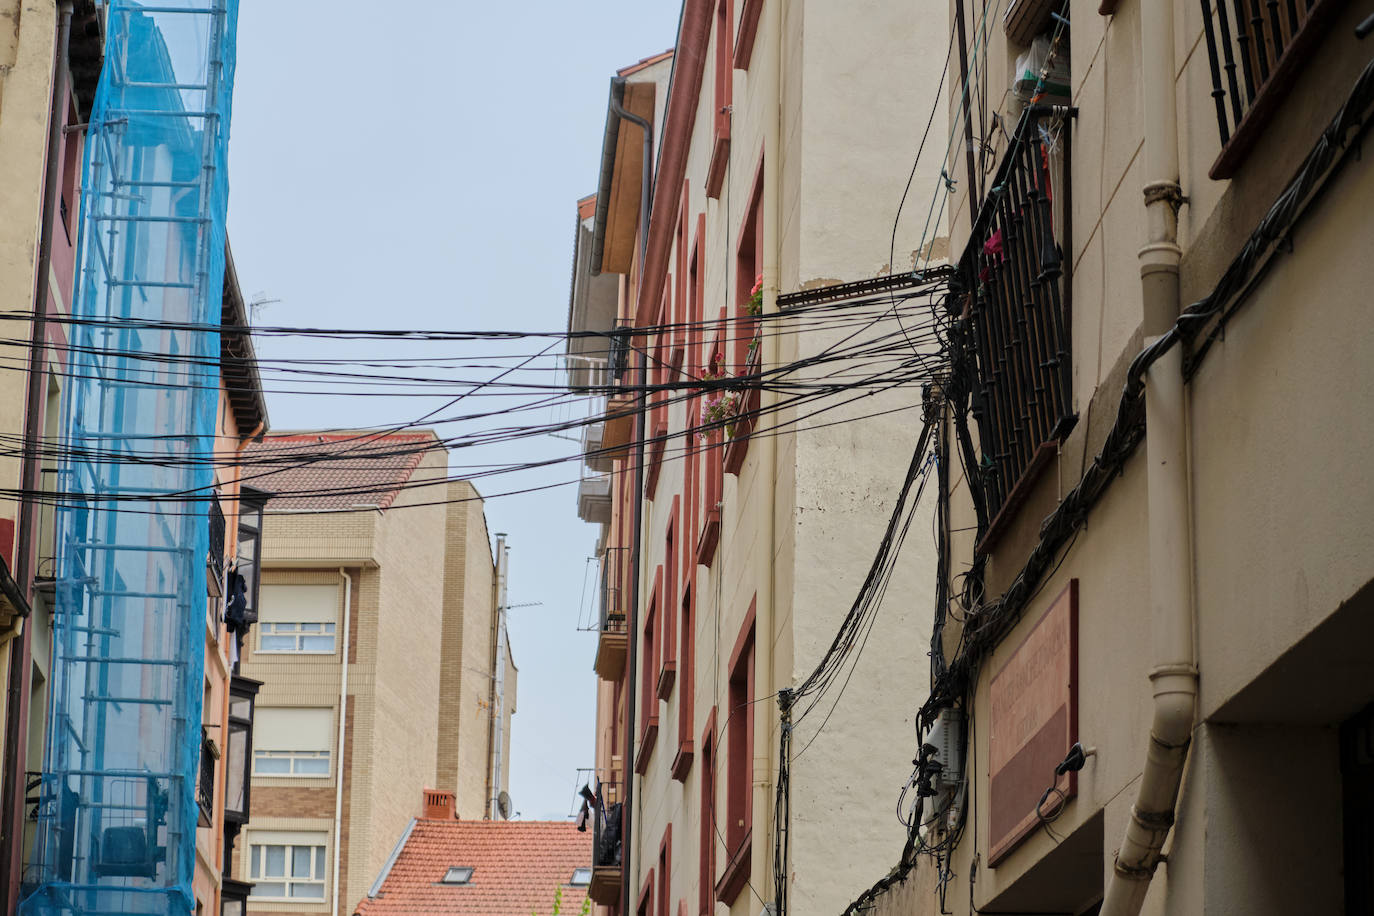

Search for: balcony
xmin=1199 ymin=0 xmax=1344 ymax=177
xmin=594 ymin=547 xmax=630 ymax=681
xmin=588 ymin=781 xmax=623 ymax=906
xmin=576 ymin=472 xmax=612 ymax=525
xmin=584 ymin=420 xmax=613 ymax=473
xmin=198 ymin=728 xmax=217 ymax=827
xmin=961 ymin=105 xmax=1076 ymax=552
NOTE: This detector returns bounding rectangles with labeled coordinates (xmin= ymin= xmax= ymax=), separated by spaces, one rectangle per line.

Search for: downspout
xmin=1099 ymin=2 xmax=1197 ymax=913
xmin=1 ymin=5 xmax=73 ymax=909
xmin=752 ymin=0 xmax=783 ymax=904
xmin=488 ymin=536 xmax=509 ymax=818
xmin=611 ymin=86 xmax=652 ymax=914
xmin=331 ymin=568 xmax=353 ymax=916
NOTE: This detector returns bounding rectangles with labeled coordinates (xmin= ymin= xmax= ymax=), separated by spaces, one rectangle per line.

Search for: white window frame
xmin=247 ymin=838 xmax=329 ymax=902
xmin=252 ymin=748 xmax=332 ymax=778
xmin=256 ymin=621 xmax=337 ymax=654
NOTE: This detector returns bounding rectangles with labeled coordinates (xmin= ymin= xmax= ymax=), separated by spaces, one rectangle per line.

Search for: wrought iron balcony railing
xmin=1199 ymin=0 xmax=1343 ymax=176
xmin=198 ymin=728 xmax=216 ymax=828
xmin=962 ymin=106 xmax=1076 ymax=549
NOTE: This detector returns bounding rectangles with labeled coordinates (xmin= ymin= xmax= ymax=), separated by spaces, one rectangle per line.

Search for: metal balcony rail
xmin=197 ymin=728 xmax=215 ymax=827
xmin=591 ymin=781 xmax=624 ymax=869
xmin=599 ymin=547 xmax=630 ymax=634
xmin=962 ymin=106 xmax=1075 ymax=543
xmin=208 ymin=493 xmax=226 ymax=584
xmin=1199 ymin=0 xmax=1338 ymax=161
xmin=609 ymin=318 xmax=633 ymax=382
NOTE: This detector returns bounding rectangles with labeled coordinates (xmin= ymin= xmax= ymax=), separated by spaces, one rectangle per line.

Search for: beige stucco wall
xmin=438 ymin=479 xmax=501 ymax=818
xmin=0 ymin=0 xmax=54 ymax=566
xmin=610 ymin=1 xmax=950 ymax=914
xmin=856 ymin=0 xmax=1374 ymax=913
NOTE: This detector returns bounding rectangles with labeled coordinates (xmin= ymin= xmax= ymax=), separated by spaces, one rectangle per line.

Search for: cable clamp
xmin=941 ymin=169 xmax=957 ymax=193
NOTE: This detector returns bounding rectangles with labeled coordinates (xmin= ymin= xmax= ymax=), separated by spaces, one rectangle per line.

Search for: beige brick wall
xmin=346 ymin=448 xmax=448 ymax=913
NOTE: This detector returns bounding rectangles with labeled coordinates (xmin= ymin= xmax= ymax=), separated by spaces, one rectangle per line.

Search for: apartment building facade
xmin=0 ymin=5 xmax=273 ymax=916
xmin=849 ymin=0 xmax=1374 ymax=914
xmin=238 ymin=442 xmax=515 ymax=916
xmin=571 ymin=1 xmax=956 ymax=913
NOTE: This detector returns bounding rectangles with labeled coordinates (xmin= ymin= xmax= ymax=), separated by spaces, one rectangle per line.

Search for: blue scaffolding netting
xmin=21 ymin=1 xmax=239 ymax=913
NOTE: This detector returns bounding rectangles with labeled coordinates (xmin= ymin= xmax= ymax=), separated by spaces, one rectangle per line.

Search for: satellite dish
xmin=496 ymin=791 xmax=513 ymax=820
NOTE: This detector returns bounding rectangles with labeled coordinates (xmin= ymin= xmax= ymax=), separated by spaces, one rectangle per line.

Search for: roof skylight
xmin=441 ymin=867 xmax=474 ymax=885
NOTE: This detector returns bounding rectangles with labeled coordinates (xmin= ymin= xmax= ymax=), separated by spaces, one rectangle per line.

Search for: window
xmin=724 ymin=161 xmax=765 ymax=475
xmin=570 ymin=867 xmax=592 ymax=886
xmin=248 ymin=834 xmax=328 ymax=900
xmin=672 ymin=583 xmax=695 ymax=782
xmin=699 ymin=707 xmax=717 ymax=916
xmin=726 ymin=612 xmax=755 ymax=852
xmin=637 ymin=569 xmax=662 ymax=773
xmin=253 ymin=707 xmax=334 ymax=778
xmin=658 ymin=498 xmax=680 ymax=700
xmin=257 ymin=583 xmax=340 ymax=654
xmin=717 ymin=604 xmax=754 ymax=905
xmin=657 ymin=826 xmax=672 ymax=916
xmin=442 ymin=866 xmax=474 ymax=885
xmin=258 ymin=621 xmax=336 ymax=653
xmin=706 ymin=0 xmax=734 ymax=198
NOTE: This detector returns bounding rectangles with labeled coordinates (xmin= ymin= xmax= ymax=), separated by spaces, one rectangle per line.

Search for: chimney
xmin=422 ymin=789 xmax=457 ymax=820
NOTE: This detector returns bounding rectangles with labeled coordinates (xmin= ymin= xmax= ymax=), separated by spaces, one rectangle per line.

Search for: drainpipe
xmin=611 ymin=85 xmax=652 ymax=914
xmin=1099 ymin=2 xmax=1197 ymax=913
xmin=752 ymin=0 xmax=783 ymax=904
xmin=1 ymin=5 xmax=73 ymax=909
xmin=488 ymin=536 xmax=509 ymax=818
xmin=331 ymin=568 xmax=352 ymax=916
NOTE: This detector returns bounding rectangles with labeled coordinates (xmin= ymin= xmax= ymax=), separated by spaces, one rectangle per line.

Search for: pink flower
xmin=982 ymin=229 xmax=1004 ymax=261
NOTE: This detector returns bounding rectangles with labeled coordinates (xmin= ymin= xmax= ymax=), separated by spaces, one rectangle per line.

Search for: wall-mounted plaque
xmin=988 ymin=579 xmax=1078 ymax=865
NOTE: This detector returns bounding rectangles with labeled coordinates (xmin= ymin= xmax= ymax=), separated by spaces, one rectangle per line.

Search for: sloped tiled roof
xmin=355 ymin=819 xmax=591 ymax=916
xmin=243 ymin=431 xmax=439 ymax=510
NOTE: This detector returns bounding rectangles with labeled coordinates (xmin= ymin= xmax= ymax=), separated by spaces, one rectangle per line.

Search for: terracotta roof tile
xmin=244 ymin=431 xmax=440 ymax=511
xmin=354 ymin=819 xmax=592 ymax=916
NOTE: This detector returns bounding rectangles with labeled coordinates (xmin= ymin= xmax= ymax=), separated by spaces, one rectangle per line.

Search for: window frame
xmin=717 ymin=601 xmax=755 ymax=905
xmin=256 ymin=620 xmax=338 ymax=655
xmin=637 ymin=568 xmax=663 ymax=773
xmin=672 ymin=581 xmax=696 ymax=782
xmin=252 ymin=748 xmax=332 ymax=779
xmin=247 ymin=839 xmax=329 ymax=902
xmin=706 ymin=0 xmax=734 ymax=198
xmin=699 ymin=707 xmax=718 ymax=916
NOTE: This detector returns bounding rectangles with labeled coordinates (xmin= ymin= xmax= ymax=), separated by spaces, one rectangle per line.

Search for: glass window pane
xmin=251 ymin=883 xmax=285 ymax=898
xmin=260 ymin=635 xmax=295 ymax=652
xmin=315 ymin=847 xmax=326 ymax=878
xmin=294 ymin=754 xmax=330 ymax=775
xmin=229 ymin=696 xmax=251 ymax=719
xmin=299 ymin=623 xmax=321 ymax=633
xmin=301 ymin=635 xmax=335 ymax=652
xmin=323 ymin=624 xmax=336 ymax=634
xmin=265 ymin=846 xmax=285 ymax=878
xmin=254 ymin=753 xmax=291 ymax=775
xmin=292 ymin=846 xmax=311 ymax=878
xmin=250 ymin=846 xmax=261 ymax=879
xmin=291 ymin=883 xmax=324 ymax=900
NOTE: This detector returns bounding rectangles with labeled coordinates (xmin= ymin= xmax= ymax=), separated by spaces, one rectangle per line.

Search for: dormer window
xmin=441 ymin=867 xmax=474 ymax=885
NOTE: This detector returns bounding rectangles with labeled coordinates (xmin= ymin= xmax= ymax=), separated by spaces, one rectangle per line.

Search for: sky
xmin=226 ymin=1 xmax=682 ymax=821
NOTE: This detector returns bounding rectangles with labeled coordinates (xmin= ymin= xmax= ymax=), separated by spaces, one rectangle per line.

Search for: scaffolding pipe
xmin=1100 ymin=1 xmax=1198 ymax=912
